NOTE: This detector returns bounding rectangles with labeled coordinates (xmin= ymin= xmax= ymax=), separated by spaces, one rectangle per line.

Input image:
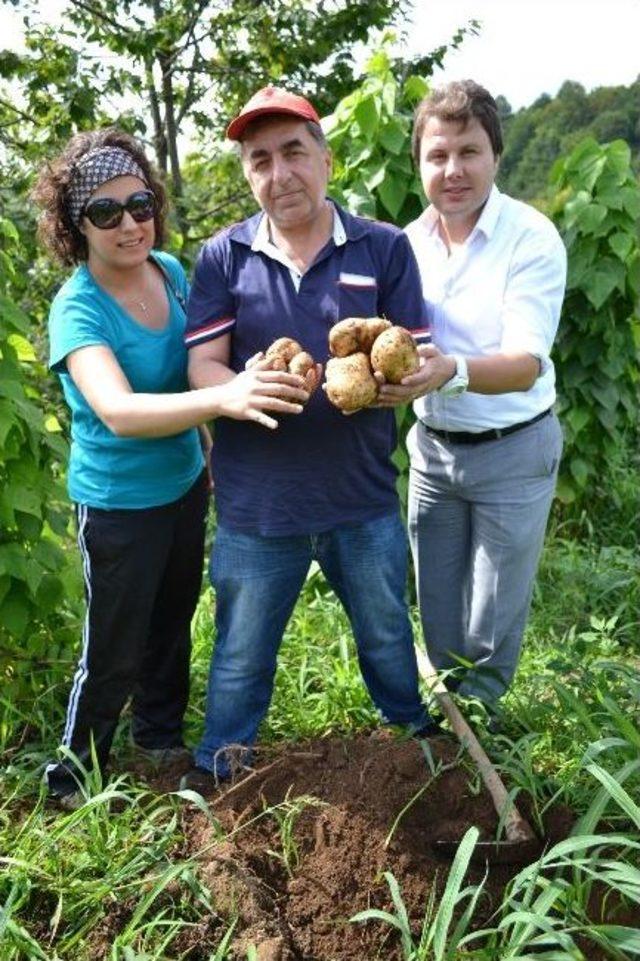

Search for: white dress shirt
xmin=405 ymin=185 xmax=567 ymax=432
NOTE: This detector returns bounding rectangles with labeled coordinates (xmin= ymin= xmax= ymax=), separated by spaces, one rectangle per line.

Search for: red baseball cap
xmin=226 ymin=86 xmax=321 ymax=141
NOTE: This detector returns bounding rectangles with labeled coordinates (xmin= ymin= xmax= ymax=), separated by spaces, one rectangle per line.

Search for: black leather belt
xmin=421 ymin=408 xmax=551 ymax=444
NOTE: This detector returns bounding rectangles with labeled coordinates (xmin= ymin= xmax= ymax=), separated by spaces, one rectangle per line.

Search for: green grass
xmin=1 ymin=514 xmax=638 ymax=959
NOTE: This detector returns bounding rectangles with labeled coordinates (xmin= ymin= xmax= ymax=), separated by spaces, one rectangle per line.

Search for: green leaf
xmin=7 ymin=334 xmax=36 ymax=362
xmin=582 ymin=259 xmax=626 ymax=310
xmin=619 ymin=185 xmax=640 ymax=220
xmin=564 ymin=406 xmax=590 ymax=435
xmin=591 ymin=381 xmax=622 ymax=413
xmin=1 ymin=483 xmax=42 ymax=518
xmin=378 ymin=117 xmax=407 ymax=155
xmin=363 ymin=162 xmax=387 ymax=192
xmin=0 ymin=591 xmax=31 ymax=637
xmin=0 ymin=543 xmax=29 ymax=581
xmin=608 ymin=230 xmax=634 ymax=262
xmin=576 ymin=203 xmax=607 ymax=234
xmin=354 ymin=95 xmax=380 ymax=138
xmin=569 ymin=457 xmax=591 ymax=487
xmin=378 ymin=174 xmax=408 ymax=219
xmin=14 ymin=511 xmax=43 ymax=541
xmin=35 ymin=572 xmax=65 ymax=612
xmin=0 ymin=293 xmax=31 ymax=335
xmin=594 ymin=406 xmax=619 ymax=433
xmin=554 ymin=476 xmax=576 ymax=503
xmin=403 ymin=75 xmax=429 ymax=103
xmin=606 ymin=139 xmax=632 ymax=175
xmin=0 ymin=401 xmax=18 ymax=448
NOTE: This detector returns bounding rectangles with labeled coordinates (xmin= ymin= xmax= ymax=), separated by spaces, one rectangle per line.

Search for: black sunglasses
xmin=83 ymin=189 xmax=156 ymax=230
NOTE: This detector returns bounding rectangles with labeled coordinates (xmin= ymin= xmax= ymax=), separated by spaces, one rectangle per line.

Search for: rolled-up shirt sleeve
xmin=185 ymin=232 xmax=236 ymax=349
xmin=500 ymin=228 xmax=567 ymax=376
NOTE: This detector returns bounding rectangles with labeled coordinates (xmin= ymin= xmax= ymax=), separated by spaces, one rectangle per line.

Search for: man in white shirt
xmin=377 ymin=80 xmax=566 ymax=715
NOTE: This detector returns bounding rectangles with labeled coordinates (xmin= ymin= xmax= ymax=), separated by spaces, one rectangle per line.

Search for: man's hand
xmin=374 ymin=344 xmax=456 ymax=407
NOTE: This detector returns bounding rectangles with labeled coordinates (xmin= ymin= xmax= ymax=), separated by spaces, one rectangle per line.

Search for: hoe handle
xmin=414 ymin=646 xmax=536 ymax=844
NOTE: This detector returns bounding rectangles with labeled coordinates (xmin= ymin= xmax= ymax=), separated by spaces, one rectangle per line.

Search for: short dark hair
xmin=412 ymin=80 xmax=503 ymax=165
xmin=239 ymin=116 xmax=327 ymax=151
xmin=32 ymin=128 xmax=168 ymax=266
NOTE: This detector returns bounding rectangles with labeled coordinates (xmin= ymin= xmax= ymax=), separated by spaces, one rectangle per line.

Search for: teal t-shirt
xmin=49 ymin=251 xmax=204 ymax=509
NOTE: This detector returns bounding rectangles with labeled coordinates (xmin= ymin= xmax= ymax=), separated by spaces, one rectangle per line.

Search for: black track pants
xmin=45 ymin=471 xmax=208 ymax=797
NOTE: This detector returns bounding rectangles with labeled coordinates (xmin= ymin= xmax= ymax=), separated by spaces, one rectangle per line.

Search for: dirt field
xmin=101 ymin=731 xmax=592 ymax=961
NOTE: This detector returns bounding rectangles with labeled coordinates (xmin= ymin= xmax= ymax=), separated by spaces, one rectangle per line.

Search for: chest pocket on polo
xmin=337 ymin=272 xmax=380 ymax=319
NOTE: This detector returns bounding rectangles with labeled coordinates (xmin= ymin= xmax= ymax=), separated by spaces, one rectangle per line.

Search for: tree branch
xmin=0 ymin=97 xmax=39 ymax=125
xmin=67 ymin=0 xmax=130 ymax=33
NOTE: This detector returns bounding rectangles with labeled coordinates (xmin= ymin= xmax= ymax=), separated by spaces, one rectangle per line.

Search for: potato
xmin=355 ymin=317 xmax=392 ymax=353
xmin=328 ymin=319 xmax=360 ymax=357
xmin=370 ymin=326 xmax=420 ymax=384
xmin=289 ymin=350 xmax=320 ymax=394
xmin=328 ymin=317 xmax=392 ymax=357
xmin=265 ymin=337 xmax=303 ymax=368
xmin=264 ymin=337 xmax=318 ymax=401
xmin=325 ymin=353 xmax=378 ymax=412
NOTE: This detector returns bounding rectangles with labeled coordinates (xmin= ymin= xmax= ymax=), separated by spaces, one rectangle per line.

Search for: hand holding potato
xmin=324 ymin=317 xmax=420 ymax=413
xmin=264 ymin=337 xmax=321 ymax=399
xmin=375 ymin=344 xmax=456 ymax=407
xmin=219 ymin=365 xmax=310 ymax=429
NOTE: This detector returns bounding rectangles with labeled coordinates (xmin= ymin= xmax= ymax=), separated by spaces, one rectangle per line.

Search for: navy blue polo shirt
xmin=186 ymin=201 xmax=430 ymax=536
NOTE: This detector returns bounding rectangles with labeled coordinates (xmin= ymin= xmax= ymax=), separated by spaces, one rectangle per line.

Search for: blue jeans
xmin=195 ymin=512 xmax=430 ymax=776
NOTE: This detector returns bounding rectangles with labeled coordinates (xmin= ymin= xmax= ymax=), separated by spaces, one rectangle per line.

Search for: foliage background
xmin=0 ymin=8 xmax=638 ymax=957
xmin=0 ymin=0 xmax=638 ymax=742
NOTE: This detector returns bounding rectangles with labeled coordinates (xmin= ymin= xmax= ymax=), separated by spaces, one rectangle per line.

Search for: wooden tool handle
xmin=414 ymin=646 xmax=536 ymax=843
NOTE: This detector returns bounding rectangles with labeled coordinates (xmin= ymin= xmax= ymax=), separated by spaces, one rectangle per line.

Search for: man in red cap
xmin=181 ymin=85 xmax=439 ymax=793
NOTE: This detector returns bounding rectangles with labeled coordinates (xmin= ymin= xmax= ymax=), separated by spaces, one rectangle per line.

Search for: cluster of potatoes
xmin=264 ymin=337 xmax=320 ymax=395
xmin=262 ymin=317 xmax=419 ymax=413
xmin=325 ymin=317 xmax=420 ymax=412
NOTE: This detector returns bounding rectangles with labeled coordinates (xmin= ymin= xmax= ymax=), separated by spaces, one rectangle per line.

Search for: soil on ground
xmin=100 ymin=732 xmax=634 ymax=960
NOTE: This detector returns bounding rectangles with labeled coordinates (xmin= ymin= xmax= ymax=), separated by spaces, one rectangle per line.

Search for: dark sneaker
xmin=56 ymin=790 xmax=85 ymax=811
xmin=179 ymin=766 xmax=223 ymax=796
xmin=411 ymin=719 xmax=448 ymax=739
xmin=134 ymin=745 xmax=192 ymax=768
xmin=486 ymin=711 xmax=504 ymax=736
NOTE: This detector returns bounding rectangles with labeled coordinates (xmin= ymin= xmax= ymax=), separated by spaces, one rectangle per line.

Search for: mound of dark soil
xmin=159 ymin=731 xmax=576 ymax=961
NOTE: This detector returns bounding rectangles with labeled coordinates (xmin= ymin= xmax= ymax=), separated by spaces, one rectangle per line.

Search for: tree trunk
xmin=152 ymin=0 xmax=189 ymax=240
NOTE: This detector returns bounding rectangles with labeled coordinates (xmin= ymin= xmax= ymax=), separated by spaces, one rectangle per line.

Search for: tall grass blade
xmin=574 ymin=758 xmax=639 ymax=835
xmin=585 ymin=761 xmax=640 ymax=828
xmin=432 ymin=826 xmax=479 ymax=960
xmin=585 ymin=925 xmax=640 ymax=956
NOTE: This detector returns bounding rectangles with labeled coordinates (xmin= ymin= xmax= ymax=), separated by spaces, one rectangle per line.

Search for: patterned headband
xmin=67 ymin=146 xmax=148 ymax=226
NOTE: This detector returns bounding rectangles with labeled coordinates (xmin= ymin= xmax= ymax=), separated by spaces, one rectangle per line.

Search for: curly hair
xmin=32 ymin=128 xmax=168 ymax=266
xmin=412 ymin=80 xmax=503 ymax=167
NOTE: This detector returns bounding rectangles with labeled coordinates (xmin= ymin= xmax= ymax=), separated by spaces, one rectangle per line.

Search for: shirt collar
xmin=419 ymin=184 xmax=503 ymax=242
xmin=229 ymin=199 xmax=364 ymax=248
xmin=251 ymin=201 xmax=347 ymax=255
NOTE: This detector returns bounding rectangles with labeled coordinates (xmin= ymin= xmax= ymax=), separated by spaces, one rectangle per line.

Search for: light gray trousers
xmin=407 ymin=412 xmax=563 ymax=704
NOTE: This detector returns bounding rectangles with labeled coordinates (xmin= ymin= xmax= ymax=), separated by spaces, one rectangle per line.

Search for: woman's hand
xmin=212 ymin=367 xmax=309 ymax=429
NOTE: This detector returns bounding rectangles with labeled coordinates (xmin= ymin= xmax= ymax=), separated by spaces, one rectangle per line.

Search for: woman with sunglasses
xmin=33 ymin=128 xmax=308 ymax=807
